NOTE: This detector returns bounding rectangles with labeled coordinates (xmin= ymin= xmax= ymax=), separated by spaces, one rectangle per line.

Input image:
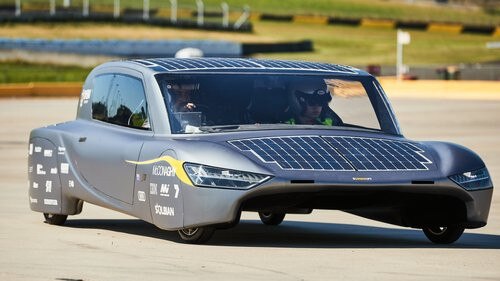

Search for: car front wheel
xmin=422 ymin=225 xmax=465 ymax=244
xmin=43 ymin=213 xmax=68 ymax=225
xmin=177 ymin=227 xmax=215 ymax=244
xmin=258 ymin=212 xmax=286 ymax=226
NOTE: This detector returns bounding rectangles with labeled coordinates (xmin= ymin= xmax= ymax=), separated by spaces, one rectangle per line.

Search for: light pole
xmin=143 ymin=0 xmax=150 ymax=21
xmin=50 ymin=0 xmax=55 ymax=16
xmin=221 ymin=2 xmax=229 ymax=28
xmin=169 ymin=0 xmax=177 ymax=24
xmin=15 ymin=0 xmax=21 ymax=16
xmin=114 ymin=0 xmax=120 ymax=18
xmin=396 ymin=29 xmax=411 ymax=80
xmin=196 ymin=0 xmax=204 ymax=26
xmin=83 ymin=0 xmax=89 ymax=17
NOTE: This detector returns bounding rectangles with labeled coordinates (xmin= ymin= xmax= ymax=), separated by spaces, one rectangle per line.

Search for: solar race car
xmin=28 ymin=58 xmax=493 ymax=244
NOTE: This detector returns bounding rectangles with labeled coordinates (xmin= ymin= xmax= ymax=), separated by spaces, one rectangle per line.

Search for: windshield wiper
xmin=196 ymin=123 xmax=381 ymax=134
xmin=198 ymin=125 xmax=241 ymax=133
xmin=198 ymin=123 xmax=296 ymax=133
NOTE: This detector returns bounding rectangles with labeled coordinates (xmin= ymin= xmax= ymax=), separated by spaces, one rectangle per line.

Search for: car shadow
xmin=64 ymin=219 xmax=500 ymax=249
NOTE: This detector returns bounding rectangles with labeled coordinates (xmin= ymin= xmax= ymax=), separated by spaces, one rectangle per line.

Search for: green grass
xmin=6 ymin=0 xmax=500 ymax=25
xmin=204 ymin=0 xmax=500 ymax=25
xmin=0 ymin=61 xmax=90 ymax=83
xmin=253 ymin=21 xmax=499 ymax=66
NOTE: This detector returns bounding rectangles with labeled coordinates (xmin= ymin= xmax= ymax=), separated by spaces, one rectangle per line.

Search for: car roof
xmin=124 ymin=58 xmax=369 ymax=76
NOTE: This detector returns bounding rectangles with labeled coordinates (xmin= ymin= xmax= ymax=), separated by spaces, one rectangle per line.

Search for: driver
xmin=167 ymin=81 xmax=199 ymax=112
xmin=286 ymin=79 xmax=336 ymax=126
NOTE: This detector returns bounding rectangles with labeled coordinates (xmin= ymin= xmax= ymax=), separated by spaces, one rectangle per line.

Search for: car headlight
xmin=449 ymin=167 xmax=492 ymax=191
xmin=183 ymin=163 xmax=271 ymax=189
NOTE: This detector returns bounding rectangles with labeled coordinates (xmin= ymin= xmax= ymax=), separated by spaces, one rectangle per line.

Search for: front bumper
xmin=178 ymin=177 xmax=493 ymax=229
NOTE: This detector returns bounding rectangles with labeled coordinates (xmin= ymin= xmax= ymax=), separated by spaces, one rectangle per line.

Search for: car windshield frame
xmin=155 ymin=72 xmax=402 ymax=136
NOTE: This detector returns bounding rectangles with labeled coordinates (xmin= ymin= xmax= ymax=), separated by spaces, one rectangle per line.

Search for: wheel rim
xmin=180 ymin=228 xmax=199 ymax=236
xmin=260 ymin=212 xmax=272 ymax=219
xmin=427 ymin=226 xmax=448 ymax=235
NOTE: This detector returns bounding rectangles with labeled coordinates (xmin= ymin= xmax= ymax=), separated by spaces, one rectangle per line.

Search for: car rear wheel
xmin=177 ymin=227 xmax=215 ymax=244
xmin=258 ymin=212 xmax=286 ymax=226
xmin=422 ymin=225 xmax=465 ymax=244
xmin=43 ymin=213 xmax=68 ymax=225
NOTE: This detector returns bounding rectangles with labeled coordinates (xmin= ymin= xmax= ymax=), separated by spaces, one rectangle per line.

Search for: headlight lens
xmin=183 ymin=163 xmax=271 ymax=189
xmin=449 ymin=167 xmax=492 ymax=191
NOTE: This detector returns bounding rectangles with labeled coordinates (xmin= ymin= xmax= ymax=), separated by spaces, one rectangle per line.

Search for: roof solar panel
xmin=131 ymin=58 xmax=358 ymax=74
xmin=229 ymin=136 xmax=432 ymax=172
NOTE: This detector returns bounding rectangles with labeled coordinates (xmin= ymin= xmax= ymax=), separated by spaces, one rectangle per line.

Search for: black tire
xmin=177 ymin=227 xmax=215 ymax=244
xmin=43 ymin=213 xmax=68 ymax=225
xmin=422 ymin=225 xmax=465 ymax=244
xmin=258 ymin=212 xmax=286 ymax=226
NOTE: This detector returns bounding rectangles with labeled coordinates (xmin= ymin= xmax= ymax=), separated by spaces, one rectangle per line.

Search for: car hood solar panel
xmin=229 ymin=136 xmax=434 ymax=172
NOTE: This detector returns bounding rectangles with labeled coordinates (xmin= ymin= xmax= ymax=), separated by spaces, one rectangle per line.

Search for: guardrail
xmin=0 ymin=38 xmax=314 ymax=57
xmin=257 ymin=13 xmax=498 ymax=36
xmin=0 ymin=82 xmax=82 ymax=97
xmin=0 ymin=38 xmax=243 ymax=57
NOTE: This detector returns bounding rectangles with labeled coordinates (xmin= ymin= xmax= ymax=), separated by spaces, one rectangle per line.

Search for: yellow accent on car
xmin=126 ymin=156 xmax=193 ymax=186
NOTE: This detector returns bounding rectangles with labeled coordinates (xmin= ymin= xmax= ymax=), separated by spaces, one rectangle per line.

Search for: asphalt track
xmin=1 ymin=95 xmax=499 ymax=281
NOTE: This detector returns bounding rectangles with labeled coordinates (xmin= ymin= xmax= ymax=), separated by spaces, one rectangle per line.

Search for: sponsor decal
xmin=68 ymin=180 xmax=74 ymax=188
xmin=137 ymin=191 xmax=146 ymax=202
xmin=79 ymin=89 xmax=92 ymax=107
xmin=60 ymin=163 xmax=69 ymax=174
xmin=32 ymin=182 xmax=38 ymax=189
xmin=154 ymin=204 xmax=175 ymax=216
xmin=28 ymin=166 xmax=33 ymax=173
xmin=29 ymin=196 xmax=38 ymax=204
xmin=58 ymin=146 xmax=66 ymax=155
xmin=34 ymin=146 xmax=42 ymax=153
xmin=174 ymin=184 xmax=180 ymax=199
xmin=44 ymin=199 xmax=58 ymax=206
xmin=160 ymin=184 xmax=170 ymax=197
xmin=45 ymin=181 xmax=52 ymax=193
xmin=152 ymin=165 xmax=176 ymax=177
xmin=352 ymin=177 xmax=373 ymax=181
xmin=29 ymin=143 xmax=33 ymax=155
xmin=36 ymin=164 xmax=46 ymax=175
xmin=50 ymin=168 xmax=58 ymax=174
xmin=126 ymin=156 xmax=193 ymax=186
xmin=149 ymin=183 xmax=158 ymax=195
xmin=156 ymin=183 xmax=180 ymax=198
xmin=43 ymin=149 xmax=53 ymax=157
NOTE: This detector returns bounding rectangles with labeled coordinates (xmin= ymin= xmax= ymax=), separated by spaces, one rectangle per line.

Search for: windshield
xmin=156 ymin=73 xmax=398 ymax=134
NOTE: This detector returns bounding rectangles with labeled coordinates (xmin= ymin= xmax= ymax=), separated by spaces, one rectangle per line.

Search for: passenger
xmin=168 ymin=82 xmax=199 ymax=112
xmin=286 ymin=83 xmax=336 ymax=126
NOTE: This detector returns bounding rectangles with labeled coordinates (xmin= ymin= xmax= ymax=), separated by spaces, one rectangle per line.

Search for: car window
xmin=326 ymin=79 xmax=380 ymax=131
xmin=156 ymin=74 xmax=387 ymax=134
xmin=91 ymin=74 xmax=113 ymax=122
xmin=91 ymin=74 xmax=150 ymax=130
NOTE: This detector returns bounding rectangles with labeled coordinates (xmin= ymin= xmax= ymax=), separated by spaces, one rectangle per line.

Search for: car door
xmin=72 ymin=72 xmax=152 ymax=204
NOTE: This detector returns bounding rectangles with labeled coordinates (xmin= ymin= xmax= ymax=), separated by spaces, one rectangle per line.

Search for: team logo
xmin=154 ymin=204 xmax=175 ymax=216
